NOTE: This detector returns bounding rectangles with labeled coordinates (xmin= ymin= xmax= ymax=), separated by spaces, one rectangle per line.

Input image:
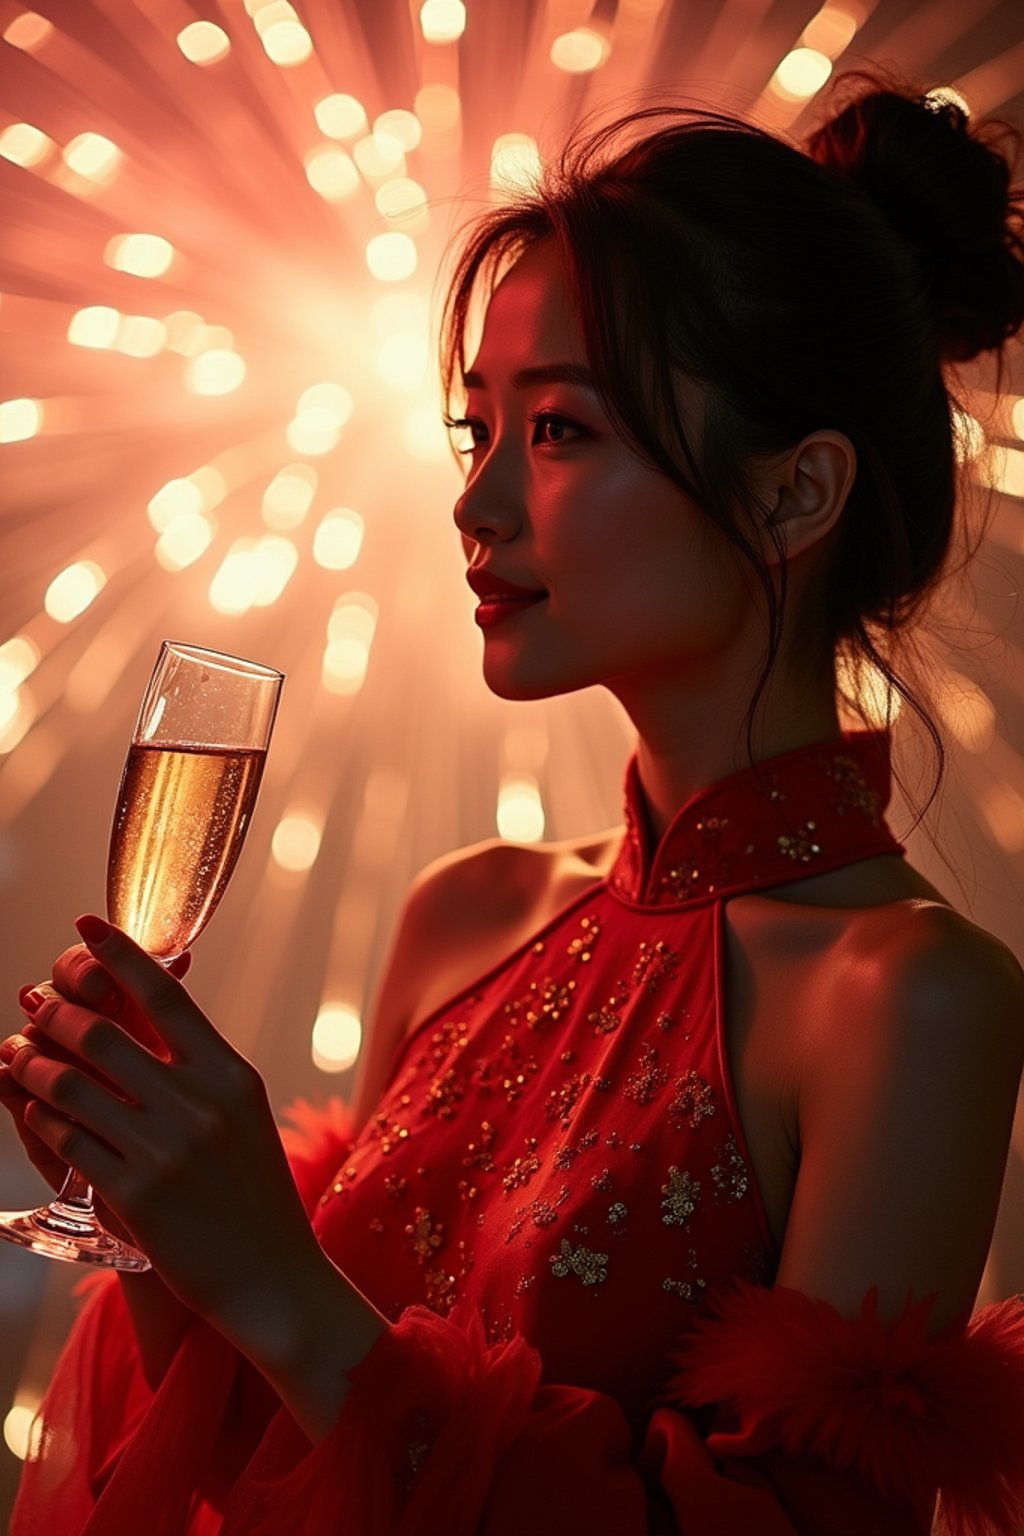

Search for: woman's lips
xmin=474 ymin=593 xmax=547 ymax=628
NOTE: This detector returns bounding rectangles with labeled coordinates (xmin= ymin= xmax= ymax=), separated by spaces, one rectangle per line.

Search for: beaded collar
xmin=608 ymin=728 xmax=907 ymax=909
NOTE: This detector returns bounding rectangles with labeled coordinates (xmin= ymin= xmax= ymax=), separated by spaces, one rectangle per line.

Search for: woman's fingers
xmin=24 ymin=992 xmax=172 ymax=1111
xmin=50 ymin=944 xmax=122 ymax=1014
xmin=50 ymin=941 xmax=191 ymax=1010
xmin=44 ymin=942 xmax=192 ymax=1057
xmin=3 ymin=1032 xmax=132 ymax=1125
xmin=0 ymin=1070 xmax=75 ymax=1194
xmin=73 ymin=916 xmax=217 ymax=1068
xmin=22 ymin=1095 xmax=126 ymax=1196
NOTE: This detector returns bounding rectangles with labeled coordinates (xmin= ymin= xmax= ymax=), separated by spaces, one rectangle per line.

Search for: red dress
xmin=13 ymin=729 xmax=1024 ymax=1535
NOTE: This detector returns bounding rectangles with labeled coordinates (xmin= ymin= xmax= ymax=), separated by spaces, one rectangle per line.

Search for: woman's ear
xmin=763 ymin=430 xmax=856 ymax=563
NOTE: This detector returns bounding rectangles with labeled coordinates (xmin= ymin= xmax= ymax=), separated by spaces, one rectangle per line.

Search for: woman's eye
xmin=442 ymin=416 xmax=485 ymax=455
xmin=441 ymin=410 xmax=583 ymax=455
xmin=527 ymin=410 xmax=582 ymax=446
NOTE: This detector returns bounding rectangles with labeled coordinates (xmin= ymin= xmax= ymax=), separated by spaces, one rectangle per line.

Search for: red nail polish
xmin=19 ymin=987 xmax=46 ymax=1014
xmin=76 ymin=914 xmax=112 ymax=945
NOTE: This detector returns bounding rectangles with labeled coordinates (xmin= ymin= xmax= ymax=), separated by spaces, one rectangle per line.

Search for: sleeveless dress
xmin=12 ymin=728 xmax=1024 ymax=1535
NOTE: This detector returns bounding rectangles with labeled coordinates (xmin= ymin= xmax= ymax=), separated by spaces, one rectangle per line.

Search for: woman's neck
xmin=633 ymin=716 xmax=846 ymax=843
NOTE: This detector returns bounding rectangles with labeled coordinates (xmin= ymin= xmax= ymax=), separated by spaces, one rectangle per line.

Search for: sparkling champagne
xmin=107 ymin=741 xmax=267 ymax=961
xmin=0 ymin=642 xmax=282 ymax=1272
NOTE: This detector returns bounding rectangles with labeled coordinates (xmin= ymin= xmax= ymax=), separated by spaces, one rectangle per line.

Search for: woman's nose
xmin=452 ymin=468 xmax=522 ymax=545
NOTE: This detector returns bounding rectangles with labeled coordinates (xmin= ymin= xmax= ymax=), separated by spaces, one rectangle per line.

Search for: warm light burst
xmin=1 ymin=15 xmax=1023 ymax=1443
xmin=0 ymin=4 xmax=1018 ymax=1081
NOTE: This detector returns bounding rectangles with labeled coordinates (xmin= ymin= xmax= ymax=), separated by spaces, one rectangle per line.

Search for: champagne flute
xmin=0 ymin=641 xmax=284 ymax=1269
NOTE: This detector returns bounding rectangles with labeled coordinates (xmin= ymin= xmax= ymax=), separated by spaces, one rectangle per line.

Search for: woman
xmin=4 ymin=67 xmax=1024 ymax=1535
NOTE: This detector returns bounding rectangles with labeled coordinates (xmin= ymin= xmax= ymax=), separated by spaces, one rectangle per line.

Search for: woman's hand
xmin=0 ymin=915 xmax=326 ymax=1354
xmin=0 ymin=941 xmax=192 ymax=1245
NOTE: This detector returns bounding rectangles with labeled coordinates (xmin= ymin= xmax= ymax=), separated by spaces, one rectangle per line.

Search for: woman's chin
xmin=481 ymin=657 xmax=588 ymax=703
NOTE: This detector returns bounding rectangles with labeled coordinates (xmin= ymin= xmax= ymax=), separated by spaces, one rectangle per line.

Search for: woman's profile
xmin=4 ymin=64 xmax=1024 ymax=1535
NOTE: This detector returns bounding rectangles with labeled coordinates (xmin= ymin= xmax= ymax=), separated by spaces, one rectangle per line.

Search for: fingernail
xmin=18 ymin=986 xmax=46 ymax=1014
xmin=0 ymin=1036 xmax=30 ymax=1064
xmin=75 ymin=914 xmax=112 ymax=945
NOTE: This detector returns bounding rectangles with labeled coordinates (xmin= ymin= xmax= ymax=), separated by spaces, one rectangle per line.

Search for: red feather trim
xmin=277 ymin=1095 xmax=356 ymax=1215
xmin=664 ymin=1278 xmax=1024 ymax=1536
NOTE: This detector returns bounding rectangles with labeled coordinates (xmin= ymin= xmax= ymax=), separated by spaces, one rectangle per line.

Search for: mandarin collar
xmin=608 ymin=728 xmax=906 ymax=909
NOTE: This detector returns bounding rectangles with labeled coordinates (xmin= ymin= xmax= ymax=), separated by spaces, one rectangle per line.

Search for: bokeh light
xmin=62 ymin=132 xmax=121 ymax=182
xmin=374 ymin=111 xmax=422 ymax=152
xmin=115 ymin=316 xmax=167 ymax=357
xmin=496 ymin=773 xmax=546 ymax=841
xmin=3 ymin=11 xmax=53 ymax=52
xmin=305 ymin=146 xmax=360 ymax=201
xmin=375 ymin=178 xmax=429 ymax=231
xmin=0 ymin=123 xmax=52 ymax=168
xmin=365 ymin=232 xmax=417 ymax=281
xmin=550 ymin=29 xmax=610 ymax=73
xmin=44 ymin=562 xmax=107 ymax=623
xmin=312 ymin=509 xmax=365 ymax=569
xmin=105 ymin=234 xmax=175 ymax=278
xmin=311 ymin=1003 xmax=362 ymax=1072
xmin=352 ymin=133 xmax=406 ymax=180
xmin=771 ymin=48 xmax=834 ymax=100
xmin=0 ymin=638 xmax=40 ymax=693
xmin=258 ymin=9 xmax=313 ymax=66
xmin=186 ymin=350 xmax=247 ymax=395
xmin=2 ymin=1403 xmax=39 ymax=1462
xmin=979 ymin=443 xmax=1024 ymax=498
xmin=262 ymin=465 xmax=318 ymax=528
xmin=177 ymin=21 xmax=231 ymax=65
xmin=314 ymin=93 xmax=368 ymax=138
xmin=419 ymin=0 xmax=466 ymax=43
xmin=272 ymin=812 xmax=323 ymax=870
xmin=490 ymin=133 xmax=542 ymax=192
xmin=155 ymin=512 xmax=216 ymax=572
xmin=0 ymin=399 xmax=42 ymax=442
xmin=322 ymin=594 xmax=378 ymax=694
xmin=67 ymin=306 xmax=121 ymax=348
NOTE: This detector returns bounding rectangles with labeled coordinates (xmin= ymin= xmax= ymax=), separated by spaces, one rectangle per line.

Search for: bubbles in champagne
xmin=107 ymin=742 xmax=266 ymax=959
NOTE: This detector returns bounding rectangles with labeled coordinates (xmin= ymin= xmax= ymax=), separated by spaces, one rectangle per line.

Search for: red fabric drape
xmin=13 ymin=1097 xmax=1024 ymax=1536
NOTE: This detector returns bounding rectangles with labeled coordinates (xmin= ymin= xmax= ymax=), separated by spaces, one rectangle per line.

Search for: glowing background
xmin=1 ymin=0 xmax=1023 ymax=1503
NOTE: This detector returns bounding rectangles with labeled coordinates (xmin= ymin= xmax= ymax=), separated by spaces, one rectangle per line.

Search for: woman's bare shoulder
xmin=396 ymin=828 xmax=621 ymax=1029
xmin=807 ymin=896 xmax=1024 ymax=1079
xmin=411 ymin=824 xmax=623 ymax=906
xmin=845 ymin=884 xmax=1020 ymax=969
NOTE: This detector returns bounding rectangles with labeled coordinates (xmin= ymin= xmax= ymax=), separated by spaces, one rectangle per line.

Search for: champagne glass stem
xmin=0 ymin=1162 xmax=149 ymax=1268
xmin=51 ymin=1167 xmax=97 ymax=1220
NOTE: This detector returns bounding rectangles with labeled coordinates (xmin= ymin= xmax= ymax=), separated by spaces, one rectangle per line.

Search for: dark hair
xmin=438 ymin=66 xmax=1024 ymax=889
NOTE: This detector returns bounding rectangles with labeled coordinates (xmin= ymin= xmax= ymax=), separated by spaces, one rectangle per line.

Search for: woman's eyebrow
xmin=461 ymin=363 xmax=596 ymax=391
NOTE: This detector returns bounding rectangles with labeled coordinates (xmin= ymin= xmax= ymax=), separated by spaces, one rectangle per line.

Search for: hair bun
xmin=805 ymin=69 xmax=1024 ymax=362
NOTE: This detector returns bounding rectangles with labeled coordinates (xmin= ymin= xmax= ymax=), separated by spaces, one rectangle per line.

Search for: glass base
xmin=0 ymin=1200 xmax=151 ymax=1270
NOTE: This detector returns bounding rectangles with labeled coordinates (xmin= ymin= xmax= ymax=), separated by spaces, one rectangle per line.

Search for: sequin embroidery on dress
xmin=313 ymin=728 xmax=906 ymax=1430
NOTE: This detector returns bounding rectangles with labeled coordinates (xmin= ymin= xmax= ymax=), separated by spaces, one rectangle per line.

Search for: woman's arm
xmin=116 ymin=1271 xmax=191 ymax=1392
xmin=775 ymin=906 xmax=1024 ymax=1335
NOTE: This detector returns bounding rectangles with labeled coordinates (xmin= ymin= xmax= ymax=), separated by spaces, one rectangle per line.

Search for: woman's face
xmin=451 ymin=238 xmax=764 ymax=711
